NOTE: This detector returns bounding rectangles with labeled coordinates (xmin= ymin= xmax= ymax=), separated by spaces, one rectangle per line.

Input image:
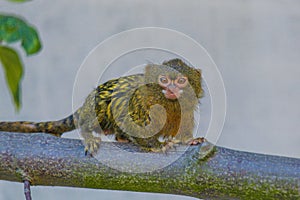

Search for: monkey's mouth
xmin=162 ymin=89 xmax=183 ymax=100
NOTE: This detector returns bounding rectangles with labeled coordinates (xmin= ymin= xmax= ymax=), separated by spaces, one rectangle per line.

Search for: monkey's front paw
xmin=188 ymin=137 xmax=205 ymax=145
xmin=84 ymin=137 xmax=101 ymax=156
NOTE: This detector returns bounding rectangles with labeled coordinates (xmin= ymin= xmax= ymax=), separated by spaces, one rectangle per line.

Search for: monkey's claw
xmin=161 ymin=142 xmax=176 ymax=153
xmin=188 ymin=137 xmax=205 ymax=145
xmin=84 ymin=137 xmax=101 ymax=156
xmin=149 ymin=140 xmax=179 ymax=154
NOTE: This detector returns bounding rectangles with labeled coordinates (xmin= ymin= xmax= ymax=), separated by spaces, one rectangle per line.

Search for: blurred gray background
xmin=0 ymin=0 xmax=299 ymax=200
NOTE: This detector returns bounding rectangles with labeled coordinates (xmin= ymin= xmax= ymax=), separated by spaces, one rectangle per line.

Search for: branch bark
xmin=0 ymin=132 xmax=299 ymax=199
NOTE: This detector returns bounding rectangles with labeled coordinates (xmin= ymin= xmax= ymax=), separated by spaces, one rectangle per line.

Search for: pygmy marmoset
xmin=0 ymin=58 xmax=204 ymax=155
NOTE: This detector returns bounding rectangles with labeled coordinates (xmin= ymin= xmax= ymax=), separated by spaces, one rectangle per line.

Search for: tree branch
xmin=0 ymin=132 xmax=299 ymax=199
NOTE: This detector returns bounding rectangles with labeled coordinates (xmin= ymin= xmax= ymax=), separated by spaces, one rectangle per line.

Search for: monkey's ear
xmin=145 ymin=65 xmax=152 ymax=73
xmin=145 ymin=64 xmax=159 ymax=74
xmin=196 ymin=68 xmax=202 ymax=75
xmin=144 ymin=64 xmax=159 ymax=83
xmin=194 ymin=68 xmax=202 ymax=79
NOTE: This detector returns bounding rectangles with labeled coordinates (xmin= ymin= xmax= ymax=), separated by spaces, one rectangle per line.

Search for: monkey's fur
xmin=0 ymin=59 xmax=203 ymax=155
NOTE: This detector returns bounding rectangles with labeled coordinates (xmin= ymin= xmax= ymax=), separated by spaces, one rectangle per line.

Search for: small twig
xmin=24 ymin=180 xmax=32 ymax=200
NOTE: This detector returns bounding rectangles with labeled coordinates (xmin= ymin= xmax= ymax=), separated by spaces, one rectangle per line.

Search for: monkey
xmin=0 ymin=58 xmax=204 ymax=155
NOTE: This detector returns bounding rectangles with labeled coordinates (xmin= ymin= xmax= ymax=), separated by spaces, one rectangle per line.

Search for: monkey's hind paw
xmin=188 ymin=137 xmax=205 ymax=145
xmin=84 ymin=137 xmax=101 ymax=156
xmin=149 ymin=140 xmax=179 ymax=154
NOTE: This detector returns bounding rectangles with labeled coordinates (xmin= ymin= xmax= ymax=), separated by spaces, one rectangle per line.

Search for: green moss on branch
xmin=0 ymin=132 xmax=299 ymax=199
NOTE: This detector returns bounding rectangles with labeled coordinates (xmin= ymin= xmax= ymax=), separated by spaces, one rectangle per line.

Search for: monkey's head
xmin=145 ymin=59 xmax=203 ymax=100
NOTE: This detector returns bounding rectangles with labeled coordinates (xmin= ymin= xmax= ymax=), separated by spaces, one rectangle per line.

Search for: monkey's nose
xmin=168 ymin=84 xmax=177 ymax=91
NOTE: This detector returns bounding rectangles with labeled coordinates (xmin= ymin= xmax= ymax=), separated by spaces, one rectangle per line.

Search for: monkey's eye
xmin=159 ymin=76 xmax=169 ymax=84
xmin=177 ymin=77 xmax=187 ymax=84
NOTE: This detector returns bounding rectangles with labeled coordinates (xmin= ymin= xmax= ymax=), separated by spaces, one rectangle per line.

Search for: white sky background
xmin=0 ymin=0 xmax=299 ymax=200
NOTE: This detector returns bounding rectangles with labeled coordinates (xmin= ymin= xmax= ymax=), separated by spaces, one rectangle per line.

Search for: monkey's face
xmin=158 ymin=74 xmax=188 ymax=100
xmin=145 ymin=60 xmax=203 ymax=100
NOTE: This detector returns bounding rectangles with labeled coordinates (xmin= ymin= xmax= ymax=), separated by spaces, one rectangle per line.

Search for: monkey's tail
xmin=0 ymin=114 xmax=76 ymax=137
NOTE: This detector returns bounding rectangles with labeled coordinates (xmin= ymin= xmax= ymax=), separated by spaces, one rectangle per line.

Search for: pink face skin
xmin=158 ymin=75 xmax=189 ymax=100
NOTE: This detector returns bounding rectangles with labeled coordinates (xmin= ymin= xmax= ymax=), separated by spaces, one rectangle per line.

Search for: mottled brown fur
xmin=0 ymin=58 xmax=203 ymax=154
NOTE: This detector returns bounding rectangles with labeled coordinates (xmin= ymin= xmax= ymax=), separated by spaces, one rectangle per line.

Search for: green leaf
xmin=21 ymin=26 xmax=42 ymax=55
xmin=0 ymin=46 xmax=23 ymax=111
xmin=6 ymin=0 xmax=31 ymax=4
xmin=0 ymin=15 xmax=42 ymax=55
